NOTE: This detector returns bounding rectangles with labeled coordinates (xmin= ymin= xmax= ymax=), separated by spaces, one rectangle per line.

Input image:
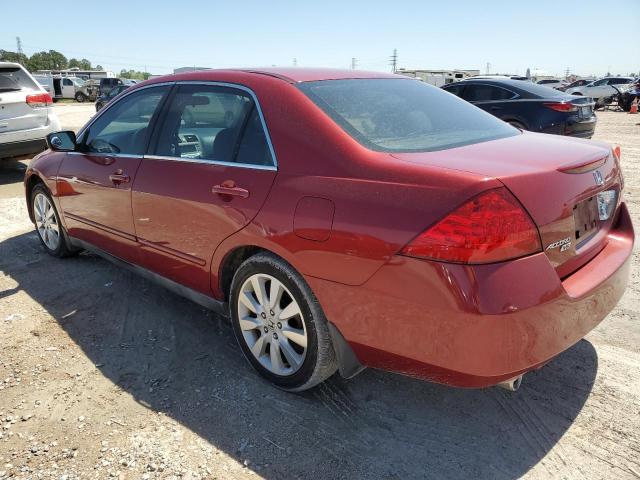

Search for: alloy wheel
xmin=237 ymin=273 xmax=308 ymax=376
xmin=34 ymin=193 xmax=60 ymax=251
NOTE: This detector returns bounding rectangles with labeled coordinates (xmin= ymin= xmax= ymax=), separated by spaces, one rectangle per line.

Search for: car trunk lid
xmin=392 ymin=132 xmax=622 ymax=277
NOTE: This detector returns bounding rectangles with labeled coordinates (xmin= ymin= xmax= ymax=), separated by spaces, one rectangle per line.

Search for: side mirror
xmin=46 ymin=131 xmax=77 ymax=152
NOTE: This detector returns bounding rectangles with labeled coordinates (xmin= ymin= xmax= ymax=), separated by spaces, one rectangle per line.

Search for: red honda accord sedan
xmin=24 ymin=68 xmax=633 ymax=392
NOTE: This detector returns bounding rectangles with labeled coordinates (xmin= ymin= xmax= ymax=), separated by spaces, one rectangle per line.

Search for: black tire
xmin=229 ymin=252 xmax=337 ymax=391
xmin=75 ymin=92 xmax=86 ymax=103
xmin=30 ymin=184 xmax=76 ymax=258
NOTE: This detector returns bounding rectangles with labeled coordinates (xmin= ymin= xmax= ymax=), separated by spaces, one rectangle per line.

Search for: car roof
xmin=149 ymin=67 xmax=402 ymax=84
xmin=0 ymin=61 xmax=23 ymax=69
xmin=447 ymin=77 xmax=570 ymax=99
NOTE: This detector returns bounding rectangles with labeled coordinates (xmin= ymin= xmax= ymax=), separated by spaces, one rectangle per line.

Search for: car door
xmin=587 ymin=78 xmax=611 ymax=98
xmin=57 ymin=84 xmax=171 ymax=263
xmin=131 ymin=83 xmax=277 ymax=294
xmin=61 ymin=78 xmax=75 ymax=99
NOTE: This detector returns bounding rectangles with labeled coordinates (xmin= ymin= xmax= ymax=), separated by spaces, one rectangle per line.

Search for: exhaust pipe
xmin=497 ymin=375 xmax=523 ymax=392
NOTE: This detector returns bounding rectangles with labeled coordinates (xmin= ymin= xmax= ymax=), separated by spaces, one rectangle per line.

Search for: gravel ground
xmin=0 ymin=108 xmax=639 ymax=480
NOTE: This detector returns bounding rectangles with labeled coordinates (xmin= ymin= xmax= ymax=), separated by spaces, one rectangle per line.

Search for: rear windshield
xmin=0 ymin=67 xmax=39 ymax=92
xmin=299 ymin=79 xmax=517 ymax=152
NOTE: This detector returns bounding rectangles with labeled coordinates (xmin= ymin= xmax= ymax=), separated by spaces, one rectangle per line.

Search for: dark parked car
xmin=99 ymin=77 xmax=135 ymax=96
xmin=95 ymin=84 xmax=129 ymax=111
xmin=443 ymin=78 xmax=597 ymax=138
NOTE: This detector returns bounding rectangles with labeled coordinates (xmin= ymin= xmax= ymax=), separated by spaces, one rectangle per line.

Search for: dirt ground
xmin=0 ymin=106 xmax=639 ymax=480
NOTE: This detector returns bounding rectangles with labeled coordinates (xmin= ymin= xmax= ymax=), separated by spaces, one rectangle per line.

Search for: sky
xmin=2 ymin=0 xmax=639 ymax=77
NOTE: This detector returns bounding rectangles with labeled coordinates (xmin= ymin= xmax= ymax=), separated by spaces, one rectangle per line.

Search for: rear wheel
xmin=31 ymin=185 xmax=75 ymax=258
xmin=229 ymin=253 xmax=337 ymax=391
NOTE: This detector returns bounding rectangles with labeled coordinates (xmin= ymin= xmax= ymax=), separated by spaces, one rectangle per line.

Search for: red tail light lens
xmin=543 ymin=102 xmax=577 ymax=112
xmin=400 ymin=188 xmax=542 ymax=264
xmin=26 ymin=93 xmax=53 ymax=107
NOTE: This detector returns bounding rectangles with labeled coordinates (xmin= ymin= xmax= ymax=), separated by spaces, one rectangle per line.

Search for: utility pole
xmin=16 ymin=37 xmax=23 ymax=55
xmin=390 ymin=49 xmax=397 ymax=73
xmin=486 ymin=62 xmax=491 ymax=75
xmin=351 ymin=57 xmax=357 ymax=70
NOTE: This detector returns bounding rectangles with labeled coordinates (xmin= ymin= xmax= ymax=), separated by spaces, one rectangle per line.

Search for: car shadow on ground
xmin=1 ymin=231 xmax=598 ymax=479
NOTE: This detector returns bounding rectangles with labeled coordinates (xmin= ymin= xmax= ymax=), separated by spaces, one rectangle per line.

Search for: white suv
xmin=0 ymin=62 xmax=61 ymax=160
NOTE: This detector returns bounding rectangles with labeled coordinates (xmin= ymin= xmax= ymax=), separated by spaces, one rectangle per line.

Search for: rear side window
xmin=83 ymin=85 xmax=169 ymax=155
xmin=154 ymin=84 xmax=274 ymax=166
xmin=299 ymin=78 xmax=517 ymax=153
xmin=462 ymin=84 xmax=516 ymax=101
xmin=609 ymin=78 xmax=631 ymax=85
xmin=0 ymin=67 xmax=38 ymax=92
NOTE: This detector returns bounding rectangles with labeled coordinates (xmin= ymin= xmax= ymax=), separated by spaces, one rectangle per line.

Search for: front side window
xmin=82 ymin=85 xmax=169 ymax=155
xmin=63 ymin=78 xmax=73 ymax=86
xmin=154 ymin=84 xmax=274 ymax=166
xmin=299 ymin=79 xmax=517 ymax=153
xmin=593 ymin=79 xmax=608 ymax=86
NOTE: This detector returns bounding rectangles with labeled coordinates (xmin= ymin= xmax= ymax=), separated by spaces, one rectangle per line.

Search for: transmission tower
xmin=351 ymin=57 xmax=357 ymax=70
xmin=390 ymin=49 xmax=397 ymax=73
xmin=16 ymin=37 xmax=23 ymax=55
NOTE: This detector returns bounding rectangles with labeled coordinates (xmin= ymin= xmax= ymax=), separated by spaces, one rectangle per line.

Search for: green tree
xmin=95 ymin=65 xmax=104 ymax=70
xmin=27 ymin=50 xmax=68 ymax=71
xmin=119 ymin=69 xmax=151 ymax=80
xmin=0 ymin=49 xmax=29 ymax=66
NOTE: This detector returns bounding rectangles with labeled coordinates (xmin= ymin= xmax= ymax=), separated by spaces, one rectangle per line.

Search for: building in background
xmin=396 ymin=68 xmax=480 ymax=86
xmin=33 ymin=68 xmax=115 ymax=80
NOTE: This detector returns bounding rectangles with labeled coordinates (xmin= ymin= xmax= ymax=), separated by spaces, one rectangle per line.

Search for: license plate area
xmin=574 ymin=196 xmax=599 ymax=246
xmin=579 ymin=106 xmax=592 ymax=118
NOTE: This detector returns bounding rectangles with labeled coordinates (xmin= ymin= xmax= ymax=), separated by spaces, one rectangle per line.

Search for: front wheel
xmin=75 ymin=92 xmax=86 ymax=103
xmin=229 ymin=253 xmax=337 ymax=391
xmin=31 ymin=184 xmax=75 ymax=257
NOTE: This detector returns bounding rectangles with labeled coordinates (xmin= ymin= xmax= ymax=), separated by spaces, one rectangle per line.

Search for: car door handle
xmin=212 ymin=181 xmax=249 ymax=198
xmin=109 ymin=171 xmax=130 ymax=185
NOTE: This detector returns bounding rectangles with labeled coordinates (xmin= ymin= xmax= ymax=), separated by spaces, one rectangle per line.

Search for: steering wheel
xmin=90 ymin=138 xmax=120 ymax=154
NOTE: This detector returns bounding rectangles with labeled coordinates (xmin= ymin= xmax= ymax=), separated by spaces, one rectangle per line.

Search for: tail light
xmin=400 ymin=188 xmax=542 ymax=264
xmin=26 ymin=93 xmax=53 ymax=107
xmin=543 ymin=102 xmax=577 ymax=112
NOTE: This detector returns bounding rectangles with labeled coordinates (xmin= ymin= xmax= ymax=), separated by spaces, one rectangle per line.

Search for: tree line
xmin=0 ymin=49 xmax=151 ymax=80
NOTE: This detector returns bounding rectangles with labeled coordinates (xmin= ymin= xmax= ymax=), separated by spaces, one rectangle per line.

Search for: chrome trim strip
xmin=67 ymin=151 xmax=144 ymax=159
xmin=143 ymin=154 xmax=277 ymax=171
xmin=64 ymin=212 xmax=137 ymax=242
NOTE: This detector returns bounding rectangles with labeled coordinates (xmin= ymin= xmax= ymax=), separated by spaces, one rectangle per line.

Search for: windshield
xmin=70 ymin=77 xmax=85 ymax=86
xmin=0 ymin=67 xmax=39 ymax=92
xmin=299 ymin=78 xmax=518 ymax=153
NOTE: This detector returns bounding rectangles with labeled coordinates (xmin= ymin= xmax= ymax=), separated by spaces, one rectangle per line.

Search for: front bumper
xmin=308 ymin=203 xmax=634 ymax=388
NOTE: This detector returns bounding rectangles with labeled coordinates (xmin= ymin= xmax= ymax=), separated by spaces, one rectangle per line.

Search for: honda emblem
xmin=593 ymin=170 xmax=604 ymax=186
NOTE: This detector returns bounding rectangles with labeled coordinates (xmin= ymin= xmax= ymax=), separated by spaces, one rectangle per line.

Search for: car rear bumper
xmin=0 ymin=116 xmax=60 ymax=159
xmin=0 ymin=138 xmax=47 ymax=159
xmin=308 ymin=202 xmax=633 ymax=388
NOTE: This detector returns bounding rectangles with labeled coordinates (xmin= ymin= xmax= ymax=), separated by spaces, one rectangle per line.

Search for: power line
xmin=390 ymin=48 xmax=397 ymax=73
